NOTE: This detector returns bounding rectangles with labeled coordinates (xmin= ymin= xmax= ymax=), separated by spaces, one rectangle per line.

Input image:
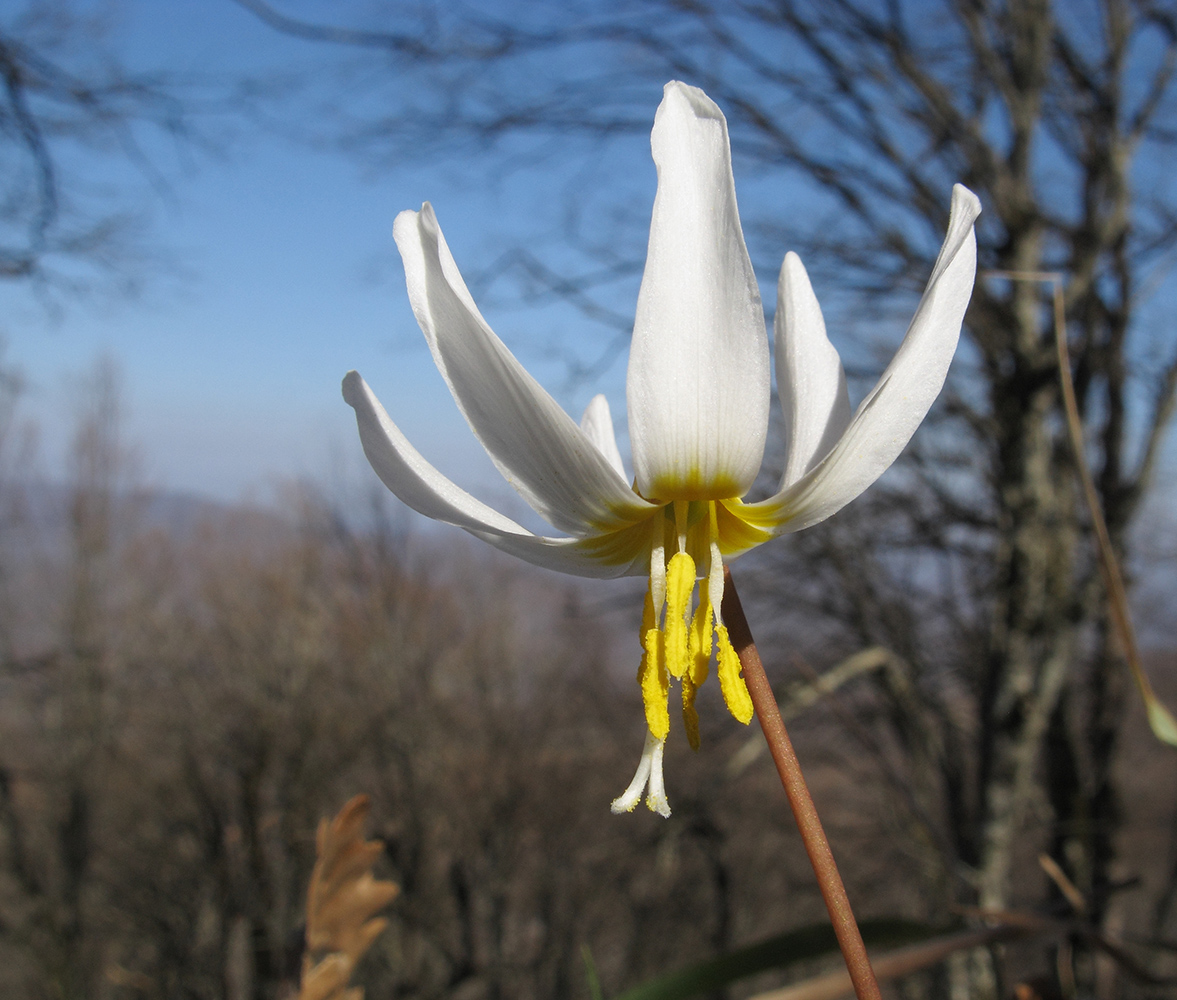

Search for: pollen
xmin=634 ymin=501 xmax=754 ymax=757
xmin=716 ymin=625 xmax=754 ymax=724
xmin=681 ymin=578 xmax=713 ymax=751
xmin=681 ymin=675 xmax=701 ymax=751
xmin=688 ymin=578 xmax=712 ymax=689
xmin=638 ymin=583 xmax=670 ymax=740
xmin=664 ymin=551 xmax=695 ymax=679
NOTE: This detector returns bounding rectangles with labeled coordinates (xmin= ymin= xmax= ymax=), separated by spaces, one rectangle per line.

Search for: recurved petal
xmin=393 ymin=205 xmax=652 ymax=535
xmin=776 ymin=252 xmax=851 ymax=489
xmin=344 ymin=371 xmax=651 ymax=577
xmin=580 ymin=394 xmax=627 ymax=481
xmin=743 ymin=184 xmax=981 ymax=534
xmin=626 ymin=81 xmax=770 ymax=501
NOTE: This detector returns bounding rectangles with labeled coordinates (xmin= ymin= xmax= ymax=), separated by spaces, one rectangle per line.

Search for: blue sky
xmin=4 ymin=0 xmax=1175 ymax=542
xmin=0 ymin=0 xmax=661 ymax=515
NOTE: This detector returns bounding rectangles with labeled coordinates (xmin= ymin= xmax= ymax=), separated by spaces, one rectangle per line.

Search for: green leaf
xmin=1145 ymin=692 xmax=1177 ymax=747
xmin=612 ymin=918 xmax=936 ymax=1000
xmin=583 ymin=943 xmax=605 ymax=1000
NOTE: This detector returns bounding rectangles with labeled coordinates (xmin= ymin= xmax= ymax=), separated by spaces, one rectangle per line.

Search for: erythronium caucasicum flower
xmin=344 ymin=81 xmax=980 ymax=818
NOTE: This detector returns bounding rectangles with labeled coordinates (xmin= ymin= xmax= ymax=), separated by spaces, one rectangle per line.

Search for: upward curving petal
xmin=776 ymin=252 xmax=851 ymax=489
xmin=580 ymin=394 xmax=627 ymax=481
xmin=343 ymin=371 xmax=652 ymax=577
xmin=394 ymin=205 xmax=653 ymax=535
xmin=743 ymin=184 xmax=981 ymax=534
xmin=626 ymin=81 xmax=770 ymax=501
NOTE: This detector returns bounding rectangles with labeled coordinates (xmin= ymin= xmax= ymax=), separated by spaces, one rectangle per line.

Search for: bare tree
xmin=0 ymin=0 xmax=208 ymax=298
xmin=237 ymin=1 xmax=1177 ymax=995
xmin=0 ymin=465 xmax=854 ymax=1000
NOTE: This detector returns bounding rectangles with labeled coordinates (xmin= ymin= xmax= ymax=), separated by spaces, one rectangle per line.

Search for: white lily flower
xmin=344 ymin=81 xmax=980 ymax=818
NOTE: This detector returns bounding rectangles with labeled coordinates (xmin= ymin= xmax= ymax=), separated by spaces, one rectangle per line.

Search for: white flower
xmin=344 ymin=81 xmax=980 ymax=818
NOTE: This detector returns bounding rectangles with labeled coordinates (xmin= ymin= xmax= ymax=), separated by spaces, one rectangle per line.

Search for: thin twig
xmin=984 ymin=269 xmax=1177 ymax=745
xmin=1051 ymin=278 xmax=1177 ymax=744
xmin=722 ymin=569 xmax=882 ymax=1000
xmin=1038 ymin=853 xmax=1087 ymax=915
xmin=726 ymin=646 xmax=892 ymax=778
xmin=745 ymin=922 xmax=1041 ymax=1000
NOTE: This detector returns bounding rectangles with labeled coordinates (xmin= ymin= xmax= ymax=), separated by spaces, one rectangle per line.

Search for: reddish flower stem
xmin=722 ymin=568 xmax=882 ymax=1000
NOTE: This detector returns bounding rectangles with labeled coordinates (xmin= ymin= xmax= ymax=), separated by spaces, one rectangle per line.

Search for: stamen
xmin=641 ymin=545 xmax=670 ymax=739
xmin=688 ymin=578 xmax=713 ymax=689
xmin=674 ymin=499 xmax=688 ymax=553
xmin=641 ymin=576 xmax=657 ymax=638
xmin=681 ymin=674 xmax=701 ymax=751
xmin=706 ymin=501 xmax=754 ymax=724
xmin=650 ymin=537 xmax=667 ymax=620
xmin=664 ymin=551 xmax=695 ymax=680
xmin=708 ymin=501 xmax=725 ymax=626
xmin=640 ymin=629 xmax=669 ymax=739
xmin=682 ymin=575 xmax=713 ymax=752
xmin=716 ymin=625 xmax=754 ymax=724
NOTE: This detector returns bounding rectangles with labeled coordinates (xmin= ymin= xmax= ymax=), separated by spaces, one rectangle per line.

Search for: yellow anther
xmin=682 ymin=585 xmax=709 ymax=750
xmin=664 ymin=550 xmax=695 ymax=679
xmin=636 ymin=580 xmax=655 ymax=686
xmin=688 ymin=578 xmax=712 ymax=689
xmin=640 ymin=626 xmax=669 ymax=739
xmin=716 ymin=625 xmax=754 ymax=724
xmin=681 ymin=675 xmax=701 ymax=751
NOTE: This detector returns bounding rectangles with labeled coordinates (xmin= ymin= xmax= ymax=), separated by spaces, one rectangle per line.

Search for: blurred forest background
xmin=3 ymin=1 xmax=1177 ymax=999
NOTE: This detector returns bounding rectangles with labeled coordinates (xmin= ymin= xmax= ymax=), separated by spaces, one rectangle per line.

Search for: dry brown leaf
xmin=298 ymin=795 xmax=399 ymax=1000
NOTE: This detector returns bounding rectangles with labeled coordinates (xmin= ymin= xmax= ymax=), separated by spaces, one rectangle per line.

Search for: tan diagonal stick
xmin=985 ymin=269 xmax=1177 ymax=746
xmin=722 ymin=569 xmax=882 ymax=1000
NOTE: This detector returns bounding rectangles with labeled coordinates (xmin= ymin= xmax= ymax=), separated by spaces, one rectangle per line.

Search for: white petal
xmin=626 ymin=81 xmax=770 ymax=501
xmin=394 ymin=205 xmax=651 ymax=534
xmin=579 ymin=394 xmax=627 ymax=480
xmin=744 ymin=184 xmax=981 ymax=533
xmin=344 ymin=371 xmax=650 ymax=578
xmin=776 ymin=252 xmax=851 ymax=488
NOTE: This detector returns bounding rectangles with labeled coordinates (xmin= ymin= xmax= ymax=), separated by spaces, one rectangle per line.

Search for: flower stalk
xmin=721 ymin=568 xmax=882 ymax=1000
